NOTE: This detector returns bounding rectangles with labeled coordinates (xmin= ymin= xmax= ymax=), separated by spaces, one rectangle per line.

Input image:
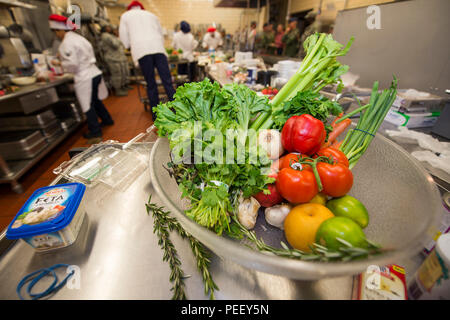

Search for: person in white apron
xmin=48 ymin=14 xmax=114 ymax=139
xmin=202 ymin=27 xmax=223 ymax=50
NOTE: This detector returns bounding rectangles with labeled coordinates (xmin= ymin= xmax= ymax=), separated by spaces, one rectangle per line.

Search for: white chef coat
xmin=58 ymin=31 xmax=108 ymax=113
xmin=202 ymin=32 xmax=223 ymax=50
xmin=172 ymin=31 xmax=198 ymax=62
xmin=119 ymin=7 xmax=166 ymax=64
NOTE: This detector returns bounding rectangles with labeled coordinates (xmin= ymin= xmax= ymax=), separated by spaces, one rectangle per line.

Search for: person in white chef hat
xmin=49 ymin=14 xmax=114 ymax=140
xmin=202 ymin=26 xmax=223 ymax=51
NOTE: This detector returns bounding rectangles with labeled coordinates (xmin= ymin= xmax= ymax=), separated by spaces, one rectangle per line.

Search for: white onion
xmin=258 ymin=129 xmax=284 ymax=160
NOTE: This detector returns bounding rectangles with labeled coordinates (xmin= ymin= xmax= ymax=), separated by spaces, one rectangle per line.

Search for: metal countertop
xmin=0 ymin=139 xmax=433 ymax=300
xmin=0 ymin=75 xmax=73 ymax=103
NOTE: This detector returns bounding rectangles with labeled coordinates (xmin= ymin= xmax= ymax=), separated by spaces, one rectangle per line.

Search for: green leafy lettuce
xmin=154 ymin=79 xmax=273 ymax=236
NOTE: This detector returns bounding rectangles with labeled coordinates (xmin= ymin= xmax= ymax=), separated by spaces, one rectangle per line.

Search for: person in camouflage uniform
xmin=111 ymin=25 xmax=132 ymax=91
xmin=282 ymin=17 xmax=300 ymax=57
xmin=260 ymin=22 xmax=275 ymax=55
xmin=100 ymin=25 xmax=129 ymax=96
xmin=299 ymin=11 xmax=321 ymax=58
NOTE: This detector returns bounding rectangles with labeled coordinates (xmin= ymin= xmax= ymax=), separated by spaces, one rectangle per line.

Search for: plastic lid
xmin=436 ymin=233 xmax=450 ymax=267
xmin=6 ymin=183 xmax=86 ymax=239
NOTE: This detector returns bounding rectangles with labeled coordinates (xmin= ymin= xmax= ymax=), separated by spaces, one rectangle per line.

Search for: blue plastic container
xmin=6 ymin=183 xmax=87 ymax=252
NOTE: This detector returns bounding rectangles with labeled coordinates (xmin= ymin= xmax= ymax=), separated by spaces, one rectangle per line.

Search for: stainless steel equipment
xmin=0 ymin=36 xmax=32 ymax=69
xmin=40 ymin=119 xmax=63 ymax=142
xmin=0 ymin=135 xmax=443 ymax=300
xmin=0 ymin=130 xmax=47 ymax=160
xmin=0 ymin=86 xmax=59 ymax=115
xmin=0 ymin=109 xmax=57 ymax=131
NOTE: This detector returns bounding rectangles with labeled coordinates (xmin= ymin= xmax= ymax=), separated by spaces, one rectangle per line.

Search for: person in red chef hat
xmin=49 ymin=14 xmax=114 ymax=140
xmin=119 ymin=1 xmax=175 ymax=121
xmin=202 ymin=25 xmax=223 ymax=51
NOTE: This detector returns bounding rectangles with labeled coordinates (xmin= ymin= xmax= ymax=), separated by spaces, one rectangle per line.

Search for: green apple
xmin=315 ymin=216 xmax=368 ymax=250
xmin=326 ymin=195 xmax=369 ymax=228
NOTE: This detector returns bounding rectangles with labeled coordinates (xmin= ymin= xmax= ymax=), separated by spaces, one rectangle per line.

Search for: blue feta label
xmin=11 ymin=185 xmax=77 ymax=229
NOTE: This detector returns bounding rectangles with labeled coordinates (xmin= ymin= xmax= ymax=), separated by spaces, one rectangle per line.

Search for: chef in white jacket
xmin=49 ymin=14 xmax=114 ymax=139
xmin=119 ymin=1 xmax=175 ymax=120
xmin=202 ymin=27 xmax=223 ymax=50
xmin=172 ymin=21 xmax=198 ymax=81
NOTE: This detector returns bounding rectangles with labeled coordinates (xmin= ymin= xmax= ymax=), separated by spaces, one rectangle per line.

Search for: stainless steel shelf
xmin=0 ymin=121 xmax=84 ymax=193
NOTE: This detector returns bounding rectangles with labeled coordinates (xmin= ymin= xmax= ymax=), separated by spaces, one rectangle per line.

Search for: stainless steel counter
xmin=0 ymin=75 xmax=73 ymax=103
xmin=0 ymin=140 xmax=432 ymax=300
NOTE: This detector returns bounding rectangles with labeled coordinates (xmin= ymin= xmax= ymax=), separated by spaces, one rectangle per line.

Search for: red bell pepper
xmin=281 ymin=114 xmax=326 ymax=156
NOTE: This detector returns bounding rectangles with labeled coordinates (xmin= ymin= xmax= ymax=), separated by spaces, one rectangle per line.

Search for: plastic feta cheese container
xmin=6 ymin=183 xmax=87 ymax=252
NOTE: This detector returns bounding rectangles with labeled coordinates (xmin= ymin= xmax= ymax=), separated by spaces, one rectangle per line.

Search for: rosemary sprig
xmin=146 ymin=195 xmax=219 ymax=300
xmin=168 ymin=219 xmax=219 ymax=300
xmin=232 ymin=215 xmax=384 ymax=262
xmin=146 ymin=197 xmax=186 ymax=300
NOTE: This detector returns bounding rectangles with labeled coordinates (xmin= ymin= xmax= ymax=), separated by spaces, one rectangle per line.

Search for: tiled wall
xmin=0 ymin=7 xmax=14 ymax=26
xmin=106 ymin=0 xmax=266 ymax=34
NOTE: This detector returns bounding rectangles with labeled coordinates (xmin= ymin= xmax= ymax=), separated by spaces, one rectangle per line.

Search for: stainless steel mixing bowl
xmin=149 ymin=133 xmax=442 ymax=280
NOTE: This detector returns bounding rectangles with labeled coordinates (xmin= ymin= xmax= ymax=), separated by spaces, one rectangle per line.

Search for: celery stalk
xmin=251 ymin=33 xmax=354 ymax=132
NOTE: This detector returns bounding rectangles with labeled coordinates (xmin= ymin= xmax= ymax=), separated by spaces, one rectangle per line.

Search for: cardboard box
xmin=352 ymin=264 xmax=408 ymax=300
xmin=392 ymin=90 xmax=445 ymax=113
xmin=384 ymin=109 xmax=441 ymax=128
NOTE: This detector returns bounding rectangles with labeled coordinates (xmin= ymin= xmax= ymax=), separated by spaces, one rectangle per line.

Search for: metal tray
xmin=60 ymin=118 xmax=76 ymax=131
xmin=0 ymin=131 xmax=48 ymax=160
xmin=0 ymin=110 xmax=57 ymax=132
xmin=40 ymin=119 xmax=63 ymax=141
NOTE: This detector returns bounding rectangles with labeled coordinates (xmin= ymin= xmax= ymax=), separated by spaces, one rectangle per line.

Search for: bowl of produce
xmin=11 ymin=76 xmax=36 ymax=86
xmin=148 ymin=33 xmax=442 ymax=280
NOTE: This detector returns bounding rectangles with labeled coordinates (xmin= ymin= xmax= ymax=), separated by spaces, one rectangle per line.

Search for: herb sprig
xmin=146 ymin=196 xmax=218 ymax=299
xmin=232 ymin=216 xmax=384 ymax=262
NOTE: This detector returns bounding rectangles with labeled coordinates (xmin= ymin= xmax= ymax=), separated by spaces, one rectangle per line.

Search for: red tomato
xmin=281 ymin=115 xmax=326 ymax=156
xmin=316 ymin=162 xmax=353 ymax=197
xmin=276 ymin=167 xmax=318 ymax=204
xmin=316 ymin=147 xmax=349 ymax=167
xmin=272 ymin=88 xmax=279 ymax=95
xmin=267 ymin=88 xmax=273 ymax=95
xmin=278 ymin=153 xmax=309 ymax=170
xmin=253 ymin=184 xmax=283 ymax=207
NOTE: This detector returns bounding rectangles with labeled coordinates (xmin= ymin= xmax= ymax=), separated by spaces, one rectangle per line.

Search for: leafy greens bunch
xmin=251 ymin=32 xmax=354 ymax=131
xmin=154 ymin=79 xmax=274 ymax=235
xmin=270 ymin=90 xmax=343 ymax=138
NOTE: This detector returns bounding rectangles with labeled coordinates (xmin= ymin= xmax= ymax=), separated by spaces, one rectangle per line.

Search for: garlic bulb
xmin=258 ymin=129 xmax=284 ymax=160
xmin=237 ymin=196 xmax=261 ymax=230
xmin=264 ymin=203 xmax=292 ymax=230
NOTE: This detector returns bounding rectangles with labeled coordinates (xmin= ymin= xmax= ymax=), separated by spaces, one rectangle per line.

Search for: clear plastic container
xmin=53 ymin=126 xmax=157 ymax=192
